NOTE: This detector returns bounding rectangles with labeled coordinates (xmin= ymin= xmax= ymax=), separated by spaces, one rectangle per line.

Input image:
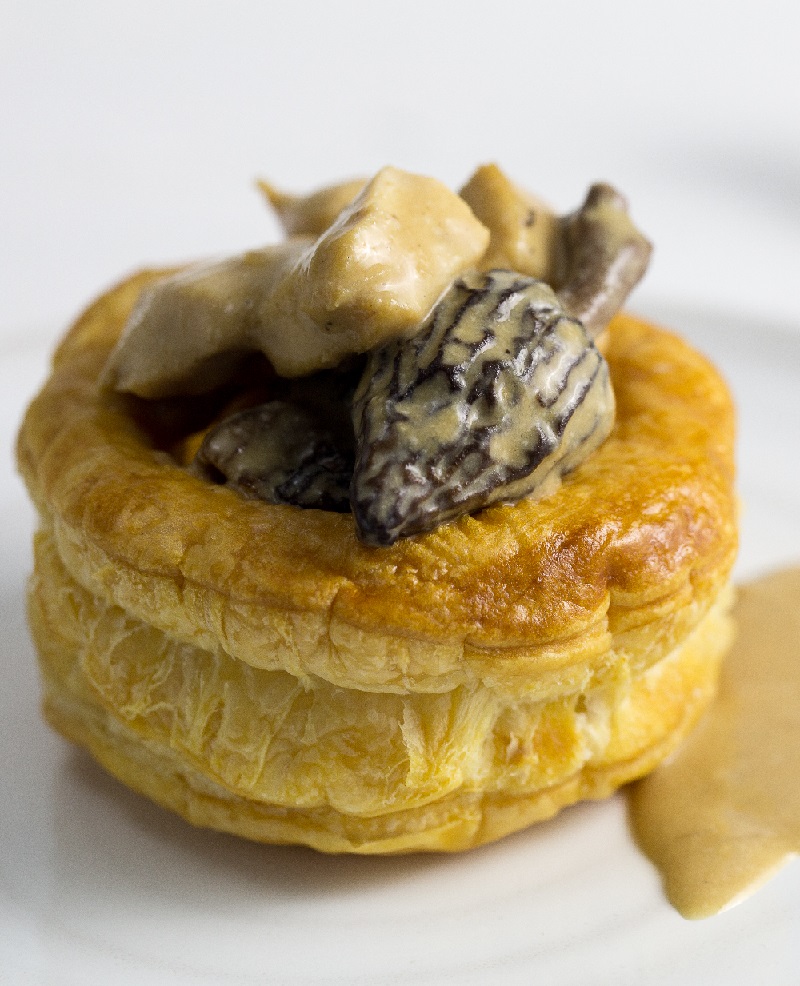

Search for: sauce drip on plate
xmin=628 ymin=568 xmax=800 ymax=919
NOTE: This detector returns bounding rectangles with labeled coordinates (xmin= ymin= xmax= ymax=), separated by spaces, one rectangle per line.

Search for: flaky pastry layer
xmin=31 ymin=523 xmax=732 ymax=852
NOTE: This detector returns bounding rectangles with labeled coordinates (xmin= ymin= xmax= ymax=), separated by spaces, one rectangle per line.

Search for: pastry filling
xmin=104 ymin=165 xmax=651 ymax=545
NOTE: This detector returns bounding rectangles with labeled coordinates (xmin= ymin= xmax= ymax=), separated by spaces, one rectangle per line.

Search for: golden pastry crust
xmin=31 ymin=524 xmax=732 ymax=852
xmin=17 ymin=270 xmax=737 ymax=852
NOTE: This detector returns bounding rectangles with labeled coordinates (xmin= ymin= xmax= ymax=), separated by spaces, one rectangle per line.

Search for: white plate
xmin=2 ymin=306 xmax=799 ymax=986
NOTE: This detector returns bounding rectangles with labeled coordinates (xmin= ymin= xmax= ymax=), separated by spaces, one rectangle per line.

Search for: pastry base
xmin=31 ymin=524 xmax=733 ymax=853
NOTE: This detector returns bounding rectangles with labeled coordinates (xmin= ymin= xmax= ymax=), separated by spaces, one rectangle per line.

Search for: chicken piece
xmin=104 ymin=167 xmax=490 ymax=396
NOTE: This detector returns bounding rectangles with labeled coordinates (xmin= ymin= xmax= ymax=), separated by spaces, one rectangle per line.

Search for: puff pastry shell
xmin=17 ymin=270 xmax=737 ymax=853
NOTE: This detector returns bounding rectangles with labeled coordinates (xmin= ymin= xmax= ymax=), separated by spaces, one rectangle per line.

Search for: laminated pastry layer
xmin=30 ymin=524 xmax=733 ymax=851
xmin=16 ymin=271 xmax=738 ymax=695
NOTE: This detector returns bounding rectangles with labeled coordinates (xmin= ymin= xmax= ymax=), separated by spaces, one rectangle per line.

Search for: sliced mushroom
xmin=351 ymin=270 xmax=615 ymax=546
xmin=193 ymin=400 xmax=354 ymax=512
xmin=104 ymin=166 xmax=490 ymax=396
xmin=556 ymin=182 xmax=652 ymax=337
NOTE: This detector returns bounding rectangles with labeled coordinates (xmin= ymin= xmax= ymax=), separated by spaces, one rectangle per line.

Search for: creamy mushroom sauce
xmin=628 ymin=568 xmax=800 ymax=919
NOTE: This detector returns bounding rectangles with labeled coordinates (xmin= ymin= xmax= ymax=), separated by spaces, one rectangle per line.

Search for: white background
xmin=2 ymin=0 xmax=799 ymax=339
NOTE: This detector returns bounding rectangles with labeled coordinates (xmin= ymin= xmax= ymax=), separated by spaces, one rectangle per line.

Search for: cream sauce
xmin=105 ymin=167 xmax=490 ymax=394
xmin=628 ymin=568 xmax=800 ymax=919
xmin=459 ymin=163 xmax=564 ymax=284
xmin=258 ymin=176 xmax=367 ymax=237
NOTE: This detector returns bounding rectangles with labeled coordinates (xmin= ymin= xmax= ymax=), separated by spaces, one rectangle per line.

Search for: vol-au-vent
xmin=16 ymin=165 xmax=736 ymax=855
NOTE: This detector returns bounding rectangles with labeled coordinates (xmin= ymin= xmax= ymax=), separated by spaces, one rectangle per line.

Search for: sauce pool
xmin=628 ymin=567 xmax=800 ymax=919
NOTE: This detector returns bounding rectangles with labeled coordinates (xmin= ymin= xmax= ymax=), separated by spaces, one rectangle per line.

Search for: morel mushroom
xmin=460 ymin=165 xmax=651 ymax=339
xmin=351 ymin=269 xmax=616 ymax=546
xmin=556 ymin=182 xmax=652 ymax=337
xmin=194 ymin=401 xmax=353 ymax=512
